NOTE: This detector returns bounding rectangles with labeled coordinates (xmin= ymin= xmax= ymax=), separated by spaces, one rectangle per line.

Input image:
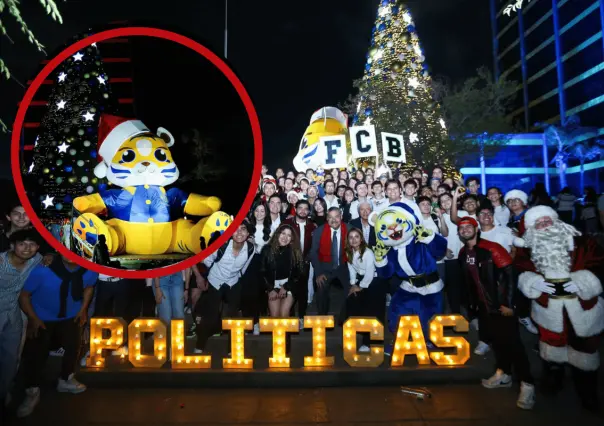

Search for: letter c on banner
xmin=349 ymin=125 xmax=378 ymax=159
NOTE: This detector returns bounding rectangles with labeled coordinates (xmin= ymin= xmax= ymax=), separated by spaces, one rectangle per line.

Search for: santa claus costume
xmin=517 ymin=206 xmax=603 ymax=411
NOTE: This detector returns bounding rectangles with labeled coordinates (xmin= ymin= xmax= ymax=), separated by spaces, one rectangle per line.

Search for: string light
xmin=304 ymin=316 xmax=335 ymax=367
xmin=128 ymin=318 xmax=167 ymax=368
xmin=342 ymin=318 xmax=384 ymax=368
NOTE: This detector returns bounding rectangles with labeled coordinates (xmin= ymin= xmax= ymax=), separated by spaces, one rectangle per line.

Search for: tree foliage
xmin=0 ymin=0 xmax=64 ymax=132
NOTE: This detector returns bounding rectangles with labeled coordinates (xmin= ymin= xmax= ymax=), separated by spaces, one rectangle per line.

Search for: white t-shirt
xmin=480 ymin=226 xmax=514 ymax=253
xmin=442 ymin=212 xmax=462 ymax=260
xmin=324 ymin=195 xmax=340 ymax=210
xmin=371 ymin=196 xmax=389 ymax=214
xmin=493 ymin=204 xmax=510 ymax=227
xmin=422 ymin=215 xmax=443 ymax=263
xmin=298 ymin=221 xmax=306 ymax=253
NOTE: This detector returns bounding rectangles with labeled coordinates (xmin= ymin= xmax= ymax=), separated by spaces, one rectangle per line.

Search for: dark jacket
xmin=283 ymin=217 xmax=317 ymax=260
xmin=309 ymin=224 xmax=350 ymax=284
xmin=259 ymin=245 xmax=302 ymax=293
xmin=459 ymin=238 xmax=516 ymax=314
xmin=349 ymin=218 xmax=376 ymax=248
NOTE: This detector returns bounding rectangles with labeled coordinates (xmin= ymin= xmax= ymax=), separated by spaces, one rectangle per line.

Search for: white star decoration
xmin=57 ymin=142 xmax=69 ymax=153
xmin=28 ymin=163 xmax=34 ymax=173
xmin=440 ymin=118 xmax=446 ymax=129
xmin=42 ymin=195 xmax=55 ymax=209
xmin=57 ymin=72 xmax=67 ymax=82
xmin=408 ymin=77 xmax=420 ymax=88
xmin=409 ymin=133 xmax=419 ymax=143
xmin=56 ymin=100 xmax=66 ymax=110
xmin=97 ymin=75 xmax=106 ymax=85
xmin=82 ymin=111 xmax=95 ymax=122
xmin=73 ymin=52 xmax=84 ymax=62
xmin=34 ymin=136 xmax=39 ymax=147
xmin=91 ymin=42 xmax=97 ymax=47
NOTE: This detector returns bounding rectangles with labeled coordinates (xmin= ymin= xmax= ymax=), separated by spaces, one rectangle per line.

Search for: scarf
xmin=49 ymin=257 xmax=87 ymax=318
xmin=318 ymin=223 xmax=347 ymax=264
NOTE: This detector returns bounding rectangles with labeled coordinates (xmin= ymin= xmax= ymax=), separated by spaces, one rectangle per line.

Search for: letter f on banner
xmin=381 ymin=132 xmax=406 ymax=163
xmin=320 ymin=135 xmax=348 ymax=169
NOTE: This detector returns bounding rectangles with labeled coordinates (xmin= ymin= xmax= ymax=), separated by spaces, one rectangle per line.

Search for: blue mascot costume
xmin=369 ymin=202 xmax=447 ymax=340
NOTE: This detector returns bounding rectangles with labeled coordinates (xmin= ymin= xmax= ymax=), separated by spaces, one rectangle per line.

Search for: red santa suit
xmin=516 ymin=206 xmax=603 ymax=410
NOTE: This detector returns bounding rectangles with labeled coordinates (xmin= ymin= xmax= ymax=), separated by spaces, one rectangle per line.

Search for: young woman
xmin=244 ymin=201 xmax=272 ymax=334
xmin=486 ymin=186 xmax=510 ymax=227
xmin=341 ymin=187 xmax=356 ymax=223
xmin=260 ymin=224 xmax=304 ymax=317
xmin=312 ymin=198 xmax=328 ymax=227
xmin=343 ymin=228 xmax=386 ymax=353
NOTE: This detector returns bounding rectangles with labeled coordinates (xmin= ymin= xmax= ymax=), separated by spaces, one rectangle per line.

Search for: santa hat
xmin=93 ymin=113 xmax=175 ymax=178
xmin=262 ymin=176 xmax=277 ymax=189
xmin=503 ymin=189 xmax=528 ymax=205
xmin=524 ymin=205 xmax=559 ymax=229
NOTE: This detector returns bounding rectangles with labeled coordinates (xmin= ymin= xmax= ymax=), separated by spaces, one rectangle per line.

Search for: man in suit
xmin=349 ymin=201 xmax=377 ymax=248
xmin=283 ymin=200 xmax=317 ymax=322
xmin=309 ymin=207 xmax=349 ymax=315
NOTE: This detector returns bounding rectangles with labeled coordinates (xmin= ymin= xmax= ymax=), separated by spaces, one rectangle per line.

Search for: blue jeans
xmin=152 ymin=273 xmax=185 ymax=325
xmin=0 ymin=310 xmax=23 ymax=399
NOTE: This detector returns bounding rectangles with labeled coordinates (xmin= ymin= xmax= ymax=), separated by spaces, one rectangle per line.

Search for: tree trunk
xmin=558 ymin=161 xmax=567 ymax=190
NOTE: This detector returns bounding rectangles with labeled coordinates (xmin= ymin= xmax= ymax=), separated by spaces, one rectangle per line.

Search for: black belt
xmin=545 ymin=278 xmax=576 ymax=299
xmin=404 ymin=272 xmax=440 ymax=288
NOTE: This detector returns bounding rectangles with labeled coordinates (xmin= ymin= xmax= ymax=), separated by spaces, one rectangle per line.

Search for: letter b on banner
xmin=320 ymin=135 xmax=348 ymax=169
xmin=349 ymin=126 xmax=377 ymax=159
xmin=381 ymin=132 xmax=406 ymax=163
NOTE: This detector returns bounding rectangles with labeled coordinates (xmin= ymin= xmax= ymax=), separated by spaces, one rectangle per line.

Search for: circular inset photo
xmin=12 ymin=26 xmax=261 ymax=277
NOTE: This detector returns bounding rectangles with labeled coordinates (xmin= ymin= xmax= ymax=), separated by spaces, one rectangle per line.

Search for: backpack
xmin=206 ymin=240 xmax=255 ymax=278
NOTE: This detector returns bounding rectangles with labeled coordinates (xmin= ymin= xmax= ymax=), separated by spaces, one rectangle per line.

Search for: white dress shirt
xmin=270 ymin=215 xmax=281 ymax=233
xmin=324 ymin=195 xmax=340 ymax=210
xmin=203 ymin=241 xmax=253 ymax=289
xmin=348 ymin=249 xmax=376 ymax=288
xmin=331 ymin=227 xmax=341 ymax=262
xmin=253 ymin=224 xmax=269 ymax=254
xmin=298 ymin=220 xmax=306 ymax=252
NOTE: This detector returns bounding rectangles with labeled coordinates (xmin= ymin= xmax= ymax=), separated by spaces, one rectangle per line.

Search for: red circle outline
xmin=11 ymin=27 xmax=262 ymax=279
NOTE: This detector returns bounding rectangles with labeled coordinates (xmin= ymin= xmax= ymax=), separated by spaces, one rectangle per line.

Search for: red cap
xmin=458 ymin=217 xmax=479 ymax=228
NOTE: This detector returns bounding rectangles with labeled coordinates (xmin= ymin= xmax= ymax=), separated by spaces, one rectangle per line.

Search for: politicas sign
xmin=86 ymin=314 xmax=470 ymax=370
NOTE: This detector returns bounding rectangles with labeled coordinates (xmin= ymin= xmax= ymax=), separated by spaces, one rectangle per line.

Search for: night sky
xmin=0 ymin=0 xmax=492 ymax=181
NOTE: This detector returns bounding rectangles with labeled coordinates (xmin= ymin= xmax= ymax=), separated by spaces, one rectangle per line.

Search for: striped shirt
xmin=0 ymin=251 xmax=42 ymax=327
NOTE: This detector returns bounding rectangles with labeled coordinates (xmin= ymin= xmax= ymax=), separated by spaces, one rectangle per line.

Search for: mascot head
xmin=93 ymin=113 xmax=179 ymax=188
xmin=369 ymin=202 xmax=419 ymax=247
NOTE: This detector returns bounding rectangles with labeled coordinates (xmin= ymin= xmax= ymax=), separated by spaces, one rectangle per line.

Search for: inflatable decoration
xmin=72 ymin=113 xmax=229 ymax=257
xmin=293 ymin=107 xmax=349 ymax=172
xmin=369 ymin=203 xmax=447 ymax=335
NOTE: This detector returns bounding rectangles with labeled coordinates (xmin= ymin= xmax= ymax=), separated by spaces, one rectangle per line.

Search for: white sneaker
xmin=299 ymin=318 xmax=304 ymax=331
xmin=49 ymin=347 xmax=65 ymax=357
xmin=482 ymin=369 xmax=512 ymax=389
xmin=16 ymin=387 xmax=40 ymax=418
xmin=358 ymin=345 xmax=370 ymax=353
xmin=79 ymin=350 xmax=90 ymax=367
xmin=517 ymin=381 xmax=535 ymax=409
xmin=519 ymin=317 xmax=538 ymax=334
xmin=474 ymin=341 xmax=491 ymax=356
xmin=470 ymin=318 xmax=479 ymax=331
xmin=57 ymin=374 xmax=87 ymax=394
xmin=253 ymin=323 xmax=260 ymax=336
xmin=193 ymin=348 xmax=203 ymax=354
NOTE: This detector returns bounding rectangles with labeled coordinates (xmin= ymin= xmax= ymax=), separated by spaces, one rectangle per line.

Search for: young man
xmin=0 ymin=230 xmax=42 ymax=413
xmin=349 ymin=201 xmax=377 ymax=248
xmin=349 ymin=182 xmax=370 ymax=221
xmin=284 ymin=200 xmax=317 ymax=324
xmin=268 ymin=194 xmax=287 ymax=233
xmin=16 ymin=254 xmax=97 ymax=417
xmin=384 ymin=179 xmax=423 ymax=224
xmin=1 ymin=203 xmax=54 ymax=265
xmin=437 ymin=193 xmax=464 ymax=315
xmin=472 ymin=205 xmax=516 ymax=356
xmin=465 ymin=177 xmax=487 ymax=205
xmin=194 ymin=223 xmax=254 ymax=353
xmin=323 ymin=181 xmax=341 ymax=210
xmin=458 ymin=217 xmax=535 ymax=410
xmin=370 ymin=181 xmax=388 ymax=214
xmin=451 ymin=190 xmax=479 ymax=224
xmin=402 ymin=178 xmax=418 ymax=202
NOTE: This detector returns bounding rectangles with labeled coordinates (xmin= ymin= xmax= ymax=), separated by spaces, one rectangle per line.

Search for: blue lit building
xmin=462 ymin=0 xmax=604 ymax=195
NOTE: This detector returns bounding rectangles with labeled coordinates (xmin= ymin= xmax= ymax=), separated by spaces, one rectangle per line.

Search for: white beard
xmin=523 ymin=220 xmax=581 ymax=275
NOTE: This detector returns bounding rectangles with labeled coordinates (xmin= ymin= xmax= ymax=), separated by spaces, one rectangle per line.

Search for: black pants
xmin=19 ymin=319 xmax=82 ymax=387
xmin=126 ymin=280 xmax=156 ymax=321
xmin=194 ymin=283 xmax=242 ymax=351
xmin=343 ymin=278 xmax=387 ymax=346
xmin=514 ymin=290 xmax=532 ymax=319
xmin=240 ymin=255 xmax=264 ymax=322
xmin=487 ymin=314 xmax=533 ymax=384
xmin=293 ymin=262 xmax=310 ymax=318
xmin=94 ymin=279 xmax=129 ymax=318
xmin=315 ymin=278 xmax=337 ymax=315
xmin=477 ymin=312 xmax=493 ymax=344
xmin=444 ymin=259 xmax=466 ymax=314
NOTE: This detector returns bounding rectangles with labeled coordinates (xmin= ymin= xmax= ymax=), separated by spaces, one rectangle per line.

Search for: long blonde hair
xmin=345 ymin=227 xmax=367 ymax=264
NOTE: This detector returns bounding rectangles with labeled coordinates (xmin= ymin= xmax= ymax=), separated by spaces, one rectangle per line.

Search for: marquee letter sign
xmin=260 ymin=318 xmax=299 ymax=368
xmin=87 ymin=315 xmax=471 ymax=370
xmin=349 ymin=125 xmax=378 ymax=159
xmin=128 ymin=318 xmax=168 ymax=368
xmin=342 ymin=317 xmax=384 ymax=368
xmin=381 ymin=132 xmax=406 ymax=163
xmin=320 ymin=135 xmax=348 ymax=169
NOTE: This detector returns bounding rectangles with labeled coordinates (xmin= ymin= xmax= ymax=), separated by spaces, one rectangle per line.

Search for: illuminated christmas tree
xmin=352 ymin=0 xmax=450 ymax=171
xmin=26 ymin=33 xmax=120 ymax=220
